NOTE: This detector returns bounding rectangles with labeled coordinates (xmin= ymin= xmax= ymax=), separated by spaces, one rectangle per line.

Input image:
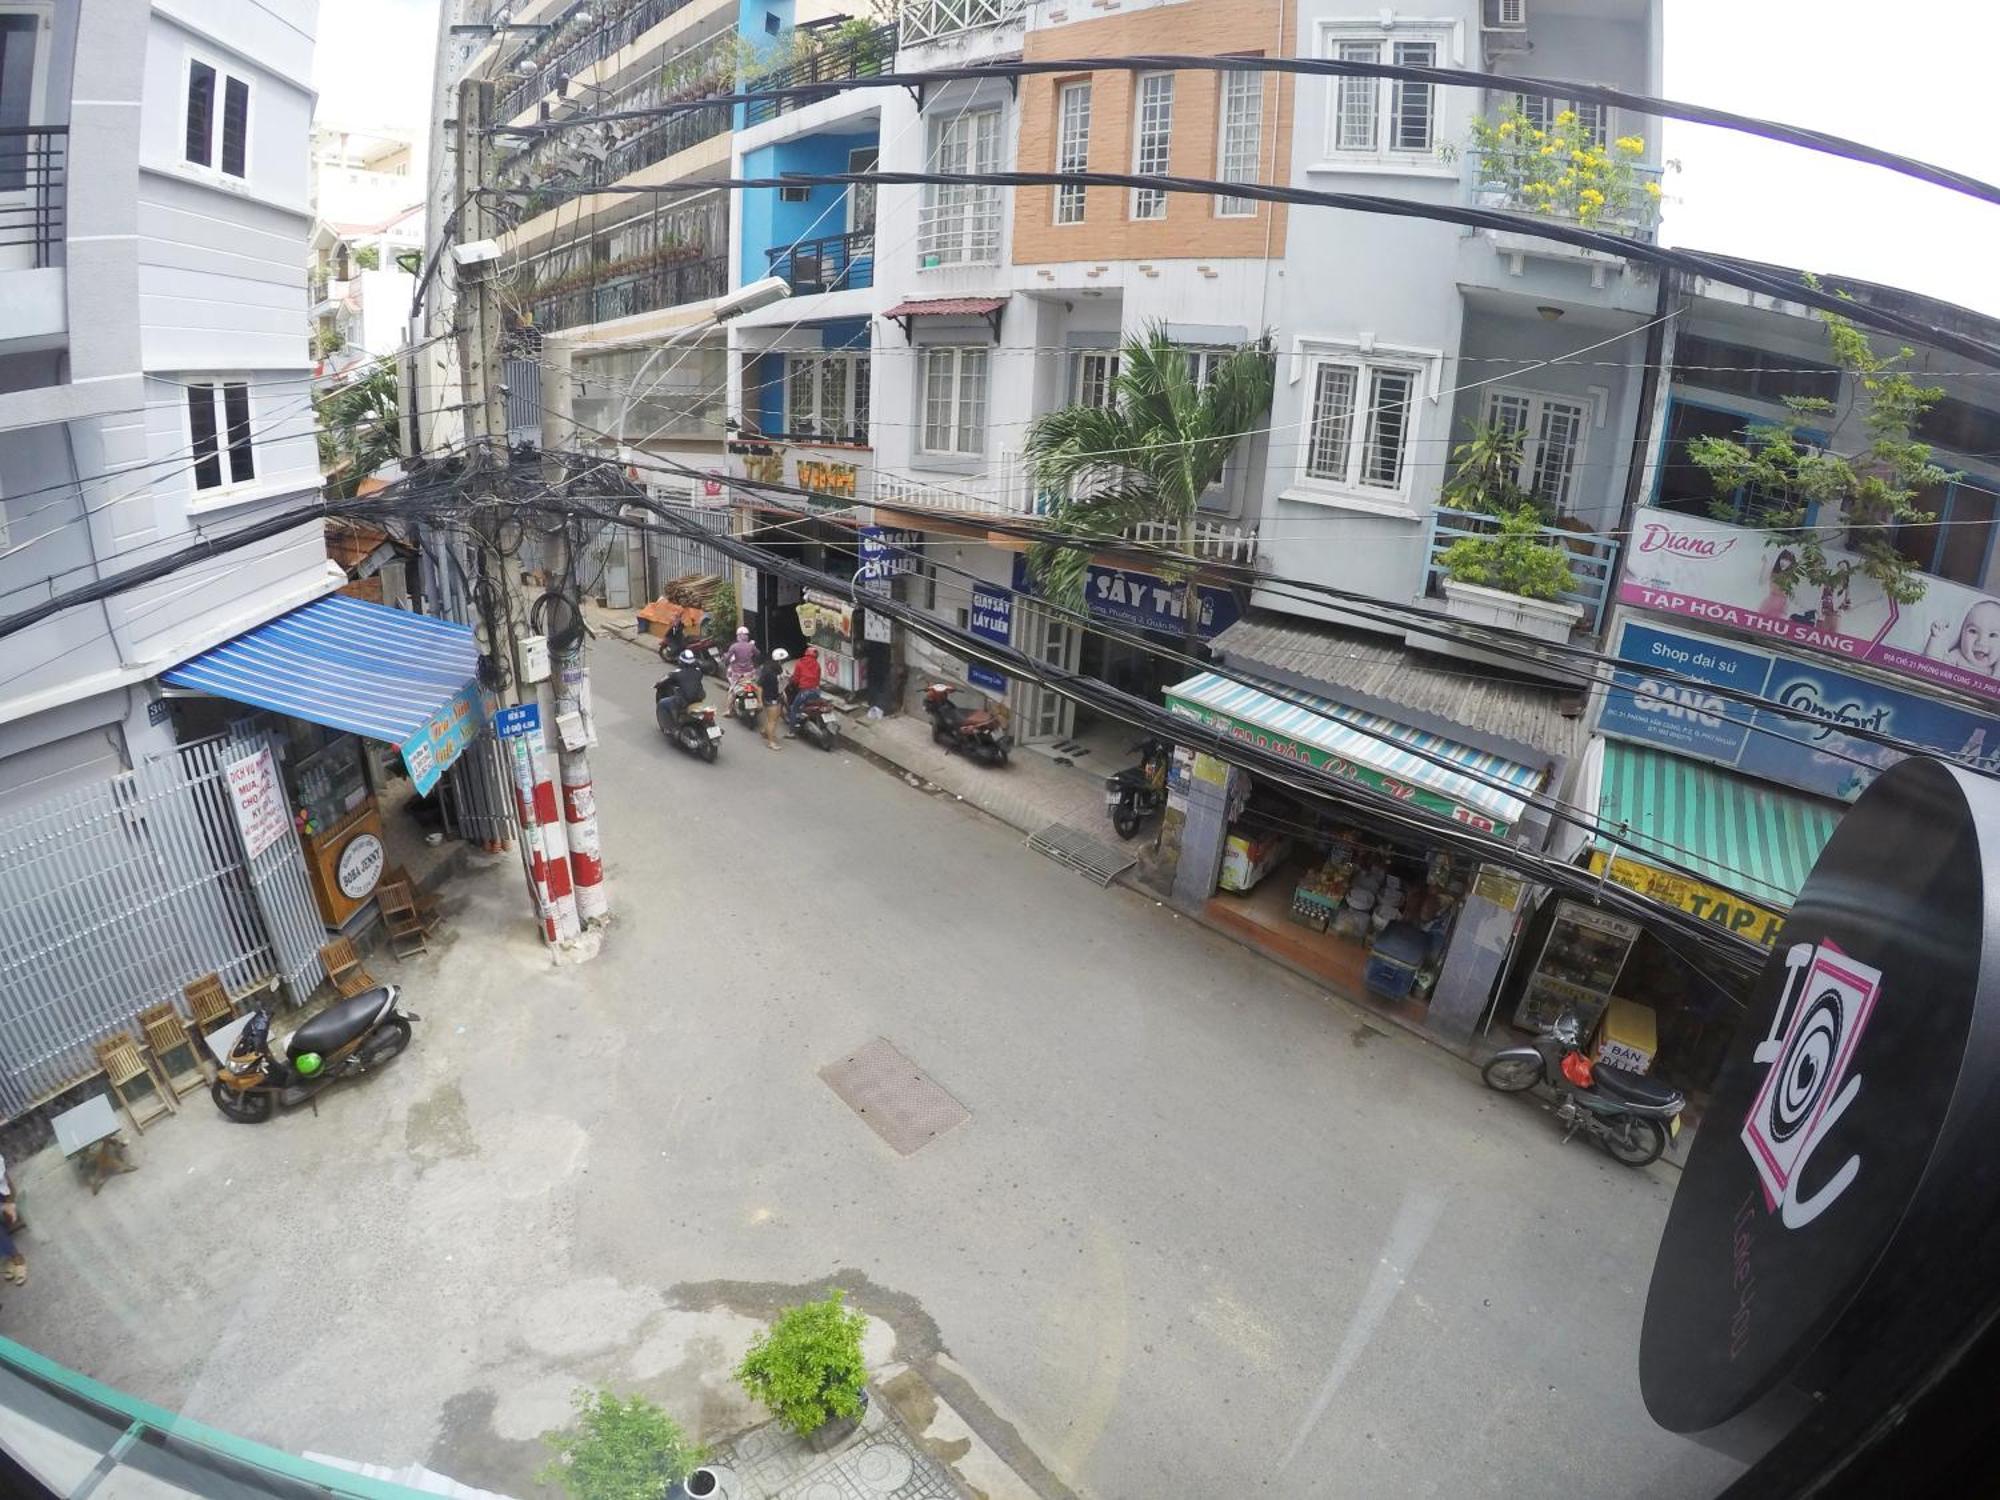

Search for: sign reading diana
xmin=1011 ymin=557 xmax=1241 ymax=640
xmin=1619 ymin=505 xmax=2000 ymax=707
xmin=1602 ymin=620 xmax=2000 ymax=803
xmin=1640 ymin=758 xmax=2000 ymax=1436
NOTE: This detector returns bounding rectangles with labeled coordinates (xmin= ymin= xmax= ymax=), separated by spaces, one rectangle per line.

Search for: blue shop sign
xmin=858 ymin=526 xmax=923 ymax=582
xmin=1010 ymin=556 xmax=1241 ymax=639
xmin=1602 ymin=621 xmax=2000 ymax=802
xmin=967 ymin=584 xmax=1011 ymax=693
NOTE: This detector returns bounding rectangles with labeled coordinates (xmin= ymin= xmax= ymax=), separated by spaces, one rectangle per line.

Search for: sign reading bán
xmin=1640 ymin=758 xmax=2000 ymax=1438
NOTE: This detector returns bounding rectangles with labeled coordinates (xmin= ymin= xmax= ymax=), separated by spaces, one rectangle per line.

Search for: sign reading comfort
xmin=1619 ymin=506 xmax=2000 ymax=706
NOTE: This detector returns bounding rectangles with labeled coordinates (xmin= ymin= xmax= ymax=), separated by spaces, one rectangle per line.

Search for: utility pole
xmin=455 ymin=75 xmax=580 ymax=949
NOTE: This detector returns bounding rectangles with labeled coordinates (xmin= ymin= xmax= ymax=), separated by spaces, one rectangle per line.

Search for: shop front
xmin=162 ymin=594 xmax=490 ymax=936
xmin=1161 ymin=670 xmax=1553 ymax=1042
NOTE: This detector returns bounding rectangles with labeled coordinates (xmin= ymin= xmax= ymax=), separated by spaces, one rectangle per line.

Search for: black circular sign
xmin=1639 ymin=756 xmax=1997 ymax=1433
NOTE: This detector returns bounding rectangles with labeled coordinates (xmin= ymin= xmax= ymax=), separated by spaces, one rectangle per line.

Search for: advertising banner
xmin=399 ymin=681 xmax=489 ymax=796
xmin=223 ymin=749 xmax=289 ymax=860
xmin=1011 ymin=556 xmax=1241 ymax=640
xmin=967 ymin=584 xmax=1012 ymax=693
xmin=1602 ymin=620 xmax=2000 ymax=803
xmin=1618 ymin=506 xmax=2000 ymax=706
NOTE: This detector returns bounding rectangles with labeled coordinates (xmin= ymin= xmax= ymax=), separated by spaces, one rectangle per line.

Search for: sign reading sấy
xmin=1619 ymin=506 xmax=2000 ymax=707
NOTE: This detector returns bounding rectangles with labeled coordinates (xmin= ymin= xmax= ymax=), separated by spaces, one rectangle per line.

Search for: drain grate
xmin=820 ymin=1038 xmax=970 ymax=1156
xmin=1026 ymin=822 xmax=1136 ymax=887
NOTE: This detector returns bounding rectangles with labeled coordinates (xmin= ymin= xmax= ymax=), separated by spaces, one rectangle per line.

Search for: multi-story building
xmin=0 ymin=0 xmax=333 ymax=806
xmin=308 ymin=125 xmax=424 ymax=376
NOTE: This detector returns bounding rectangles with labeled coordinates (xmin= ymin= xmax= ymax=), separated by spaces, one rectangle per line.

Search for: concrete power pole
xmin=455 ymin=76 xmax=580 ymax=949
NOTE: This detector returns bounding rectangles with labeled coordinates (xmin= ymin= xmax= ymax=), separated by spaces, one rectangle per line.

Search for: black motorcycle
xmin=922 ymin=684 xmax=1011 ymax=765
xmin=792 ymin=695 xmax=839 ymax=752
xmin=1105 ymin=738 xmax=1170 ymax=839
xmin=211 ymin=987 xmax=418 ymax=1123
xmin=658 ymin=692 xmax=722 ymax=762
xmin=1481 ymin=1010 xmax=1685 ymax=1166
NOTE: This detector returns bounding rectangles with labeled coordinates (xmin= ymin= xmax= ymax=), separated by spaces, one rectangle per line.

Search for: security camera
xmin=452 ymin=239 xmax=504 ymax=271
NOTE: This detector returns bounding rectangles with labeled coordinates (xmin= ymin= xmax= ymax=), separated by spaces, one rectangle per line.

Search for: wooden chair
xmin=94 ymin=1033 xmax=176 ymax=1133
xmin=376 ymin=879 xmax=430 ymax=958
xmin=319 ymin=936 xmax=377 ymax=998
xmin=182 ymin=973 xmax=241 ymax=1036
xmin=382 ymin=865 xmax=443 ymax=930
xmin=136 ymin=1003 xmax=206 ymax=1100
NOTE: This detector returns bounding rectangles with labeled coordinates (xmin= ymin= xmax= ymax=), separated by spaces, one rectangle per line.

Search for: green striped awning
xmin=1163 ymin=671 xmax=1546 ymax=836
xmin=1595 ymin=741 xmax=1843 ymax=909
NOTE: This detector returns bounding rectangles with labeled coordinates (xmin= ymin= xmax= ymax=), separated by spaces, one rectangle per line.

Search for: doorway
xmin=1018 ymin=603 xmax=1079 ymax=743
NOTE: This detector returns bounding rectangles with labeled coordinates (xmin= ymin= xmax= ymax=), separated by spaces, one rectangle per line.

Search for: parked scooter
xmin=922 ymin=684 xmax=1012 ymax=765
xmin=1105 ymin=738 xmax=1170 ymax=839
xmin=659 ymin=694 xmax=722 ymax=762
xmin=728 ymin=676 xmax=763 ymax=728
xmin=1481 ymin=1010 xmax=1684 ymax=1166
xmin=659 ymin=620 xmax=725 ymax=679
xmin=211 ymin=988 xmax=418 ymax=1123
xmin=793 ymin=696 xmax=839 ymax=752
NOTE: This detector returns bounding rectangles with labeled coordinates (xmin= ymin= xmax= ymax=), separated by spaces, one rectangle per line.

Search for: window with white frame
xmin=1484 ymin=388 xmax=1590 ymax=513
xmin=1514 ymin=91 xmax=1609 ymax=147
xmin=785 ymin=352 xmax=870 ymax=442
xmin=185 ymin=55 xmax=250 ymax=178
xmin=187 ymin=380 xmax=255 ymax=492
xmin=920 ymin=346 xmax=989 ymax=456
xmin=1325 ymin=29 xmax=1443 ymax=157
xmin=1303 ymin=356 xmax=1421 ymax=496
xmin=920 ymin=108 xmax=1003 ymax=266
xmin=1131 ymin=72 xmax=1173 ymax=220
xmin=1055 ymin=81 xmax=1091 ymax=225
xmin=1073 ymin=351 xmax=1120 ymax=408
xmin=1215 ymin=67 xmax=1262 ymax=216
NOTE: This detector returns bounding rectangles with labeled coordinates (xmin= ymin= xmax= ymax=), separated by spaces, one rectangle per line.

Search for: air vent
xmin=1485 ymin=0 xmax=1527 ymax=28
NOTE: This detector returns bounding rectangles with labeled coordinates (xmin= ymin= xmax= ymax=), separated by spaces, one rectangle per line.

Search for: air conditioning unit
xmin=1484 ymin=0 xmax=1527 ymax=29
xmin=779 ymin=184 xmax=811 ymax=203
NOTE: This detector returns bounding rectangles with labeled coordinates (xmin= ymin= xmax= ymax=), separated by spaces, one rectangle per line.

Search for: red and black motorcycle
xmin=923 ymin=684 xmax=1011 ymax=765
xmin=1480 ymin=1009 xmax=1685 ymax=1167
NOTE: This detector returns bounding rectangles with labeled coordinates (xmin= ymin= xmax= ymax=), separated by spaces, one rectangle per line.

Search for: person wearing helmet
xmin=785 ymin=644 xmax=825 ymax=730
xmin=757 ymin=648 xmax=788 ymax=750
xmin=722 ymin=624 xmax=759 ymax=685
xmin=657 ymin=647 xmax=707 ymax=730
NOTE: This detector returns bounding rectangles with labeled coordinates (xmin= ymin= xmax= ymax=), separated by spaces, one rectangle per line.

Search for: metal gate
xmin=0 ymin=733 xmax=315 ymax=1119
xmin=643 ymin=496 xmax=728 ymax=595
xmin=219 ymin=725 xmax=328 ymax=1005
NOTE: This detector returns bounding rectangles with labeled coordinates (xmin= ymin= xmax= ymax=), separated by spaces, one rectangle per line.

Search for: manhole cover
xmin=851 ymin=1444 xmax=915 ymax=1492
xmin=820 ymin=1038 xmax=970 ymax=1155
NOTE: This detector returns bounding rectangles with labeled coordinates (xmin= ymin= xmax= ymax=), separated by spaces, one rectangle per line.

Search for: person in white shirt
xmin=0 ymin=1154 xmax=20 ymax=1285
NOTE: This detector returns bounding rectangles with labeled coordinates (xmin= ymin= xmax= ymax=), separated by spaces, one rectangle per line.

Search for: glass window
xmin=1215 ymin=68 xmax=1262 ymax=216
xmin=1389 ymin=41 xmax=1436 ymax=151
xmin=1306 ymin=364 xmax=1356 ymax=482
xmin=1656 ymin=401 xmax=1820 ymax=524
xmin=1074 ymin=352 xmax=1120 ymax=409
xmin=185 ymin=59 xmax=248 ymax=178
xmin=1304 ymin=357 xmax=1420 ymax=493
xmin=221 ymin=75 xmax=249 ymax=178
xmin=1333 ymin=41 xmax=1379 ymax=151
xmin=784 ymin=352 xmax=868 ymax=441
xmin=921 ymin=347 xmax=987 ymax=456
xmin=1483 ymin=389 xmax=1590 ymax=513
xmin=222 ymin=381 xmax=255 ymax=484
xmin=1362 ymin=367 xmax=1415 ymax=488
xmin=185 ymin=60 xmax=216 ymax=167
xmin=920 ymin=109 xmax=1003 ymax=266
xmin=1326 ymin=31 xmax=1445 ymax=156
xmin=1131 ymin=73 xmax=1173 ymax=220
xmin=187 ymin=384 xmax=221 ymax=491
xmin=1055 ymin=82 xmax=1091 ymax=225
xmin=1895 ymin=479 xmax=1998 ymax=588
xmin=0 ymin=16 xmax=37 ymax=192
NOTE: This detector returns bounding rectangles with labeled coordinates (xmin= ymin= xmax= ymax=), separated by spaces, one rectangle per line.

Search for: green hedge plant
xmin=735 ymin=1291 xmax=869 ymax=1437
xmin=537 ymin=1389 xmax=703 ymax=1500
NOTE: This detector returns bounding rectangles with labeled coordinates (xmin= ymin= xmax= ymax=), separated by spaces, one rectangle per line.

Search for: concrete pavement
xmin=0 ymin=631 xmax=1741 ymax=1499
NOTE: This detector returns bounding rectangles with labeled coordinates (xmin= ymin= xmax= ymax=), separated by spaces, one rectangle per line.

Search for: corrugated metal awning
xmin=880 ymin=296 xmax=1007 ymax=318
xmin=163 ymin=595 xmax=480 ymax=748
xmin=1164 ymin=671 xmax=1545 ymax=836
xmin=1595 ymin=741 xmax=1842 ymax=908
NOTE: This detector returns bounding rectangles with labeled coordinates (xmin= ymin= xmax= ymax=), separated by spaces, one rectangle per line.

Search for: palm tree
xmin=1022 ymin=327 xmax=1273 ymax=660
xmin=315 ymin=364 xmax=402 ymax=500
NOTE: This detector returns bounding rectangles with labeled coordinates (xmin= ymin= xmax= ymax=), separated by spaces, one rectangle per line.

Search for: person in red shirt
xmin=785 ymin=646 xmax=825 ymax=728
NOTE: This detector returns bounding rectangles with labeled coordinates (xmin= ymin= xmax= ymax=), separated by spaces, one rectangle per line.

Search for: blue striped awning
xmin=1164 ymin=671 xmax=1546 ymax=835
xmin=163 ymin=595 xmax=480 ymax=747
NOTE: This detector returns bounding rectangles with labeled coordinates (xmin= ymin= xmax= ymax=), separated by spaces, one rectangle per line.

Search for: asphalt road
xmin=2 ymin=635 xmax=1744 ymax=1499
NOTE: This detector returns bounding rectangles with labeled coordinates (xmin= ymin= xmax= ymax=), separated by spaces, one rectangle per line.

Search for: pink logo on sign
xmin=1638 ymin=522 xmax=1737 ymax=559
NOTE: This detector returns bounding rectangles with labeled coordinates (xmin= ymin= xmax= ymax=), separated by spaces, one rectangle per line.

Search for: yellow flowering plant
xmin=1459 ymin=104 xmax=1661 ymax=230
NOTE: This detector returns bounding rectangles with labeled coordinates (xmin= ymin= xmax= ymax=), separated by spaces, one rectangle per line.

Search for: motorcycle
xmin=728 ymin=676 xmax=763 ymax=728
xmin=658 ymin=693 xmax=722 ymax=763
xmin=1105 ymin=738 xmax=1170 ymax=839
xmin=1481 ymin=1010 xmax=1684 ymax=1167
xmin=793 ymin=695 xmax=839 ymax=752
xmin=922 ymin=684 xmax=1012 ymax=765
xmin=211 ymin=987 xmax=418 ymax=1123
xmin=658 ymin=621 xmax=725 ymax=679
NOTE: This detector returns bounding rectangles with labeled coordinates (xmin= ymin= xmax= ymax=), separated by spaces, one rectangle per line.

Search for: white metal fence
xmin=0 ymin=731 xmax=325 ymax=1120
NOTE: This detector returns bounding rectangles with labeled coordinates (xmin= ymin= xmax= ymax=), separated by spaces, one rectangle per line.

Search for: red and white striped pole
xmin=505 ymin=731 xmax=557 ymax=944
xmin=555 ymin=646 xmax=607 ymax=923
xmin=530 ymin=675 xmax=581 ymax=944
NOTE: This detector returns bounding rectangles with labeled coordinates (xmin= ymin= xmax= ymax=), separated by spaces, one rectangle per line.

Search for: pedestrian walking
xmin=758 ymin=649 xmax=787 ymax=750
xmin=1 ymin=1155 xmax=24 ymax=1286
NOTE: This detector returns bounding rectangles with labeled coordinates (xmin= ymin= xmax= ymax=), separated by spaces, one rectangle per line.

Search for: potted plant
xmin=735 ymin=1290 xmax=870 ymax=1449
xmin=537 ymin=1388 xmax=704 ymax=1500
xmin=1432 ymin=420 xmax=1582 ymax=645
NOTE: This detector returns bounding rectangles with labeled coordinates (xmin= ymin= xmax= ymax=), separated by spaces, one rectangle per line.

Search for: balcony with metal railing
xmin=741 ymin=24 xmax=896 ymax=128
xmin=901 ymin=0 xmax=1024 ymax=45
xmin=1465 ymin=145 xmax=1665 ymax=241
xmin=766 ymin=229 xmax=874 ymax=294
xmin=528 ymin=252 xmax=729 ymax=332
xmin=0 ymin=126 xmax=65 ymax=270
xmin=1421 ymin=506 xmax=1620 ymax=632
xmin=495 ymin=0 xmax=720 ymax=120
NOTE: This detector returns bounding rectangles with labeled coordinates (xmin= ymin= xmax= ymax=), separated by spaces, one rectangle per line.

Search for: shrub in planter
xmin=735 ymin=1290 xmax=868 ymax=1437
xmin=537 ymin=1388 xmax=704 ymax=1500
xmin=1437 ymin=504 xmax=1577 ymax=602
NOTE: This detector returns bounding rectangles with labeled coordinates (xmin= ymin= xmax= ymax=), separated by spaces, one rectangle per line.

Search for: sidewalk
xmin=841 ymin=711 xmax=1115 ymax=841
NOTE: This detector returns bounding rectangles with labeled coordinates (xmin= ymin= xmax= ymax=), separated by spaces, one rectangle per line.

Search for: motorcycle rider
xmin=757 ymin=649 xmax=788 ymax=750
xmin=657 ymin=648 xmax=706 ymax=729
xmin=785 ymin=644 xmax=825 ymax=730
xmin=722 ymin=625 xmax=759 ymax=684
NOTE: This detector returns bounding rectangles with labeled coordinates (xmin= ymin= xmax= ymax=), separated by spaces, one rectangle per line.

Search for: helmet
xmin=679 ymin=649 xmax=697 ymax=665
xmin=771 ymin=648 xmax=790 ymax=662
xmin=736 ymin=626 xmax=750 ymax=639
xmin=294 ymin=1051 xmax=323 ymax=1077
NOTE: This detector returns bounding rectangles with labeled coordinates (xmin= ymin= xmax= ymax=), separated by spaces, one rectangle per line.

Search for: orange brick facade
xmin=1011 ymin=0 xmax=1291 ymax=266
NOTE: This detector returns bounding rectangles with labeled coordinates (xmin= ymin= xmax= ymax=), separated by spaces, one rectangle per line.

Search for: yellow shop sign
xmin=1585 ymin=849 xmax=1789 ymax=948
